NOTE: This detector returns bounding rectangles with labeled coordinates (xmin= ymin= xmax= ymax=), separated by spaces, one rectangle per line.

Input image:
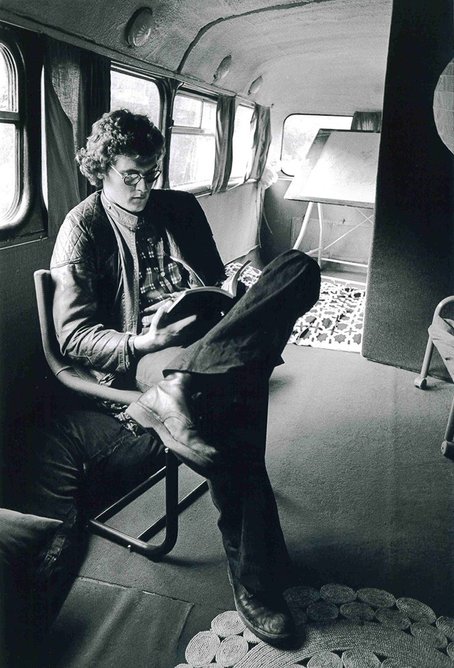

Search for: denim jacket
xmin=50 ymin=189 xmax=225 ymax=385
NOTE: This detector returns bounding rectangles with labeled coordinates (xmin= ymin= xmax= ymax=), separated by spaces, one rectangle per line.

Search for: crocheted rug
xmin=225 ymin=262 xmax=366 ymax=353
xmin=176 ymin=584 xmax=454 ymax=667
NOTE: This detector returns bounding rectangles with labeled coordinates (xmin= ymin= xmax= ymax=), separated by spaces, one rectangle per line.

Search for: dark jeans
xmin=136 ymin=249 xmax=321 ymax=593
xmin=19 ymin=250 xmax=320 ymax=599
xmin=15 ymin=409 xmax=165 ymax=620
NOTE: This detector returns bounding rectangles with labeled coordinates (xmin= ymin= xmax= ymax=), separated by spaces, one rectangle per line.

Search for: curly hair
xmin=76 ymin=109 xmax=165 ymax=187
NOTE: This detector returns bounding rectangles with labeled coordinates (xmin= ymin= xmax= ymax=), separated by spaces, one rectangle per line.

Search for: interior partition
xmin=362 ymin=0 xmax=454 ymax=373
xmin=198 ymin=182 xmax=261 ymax=264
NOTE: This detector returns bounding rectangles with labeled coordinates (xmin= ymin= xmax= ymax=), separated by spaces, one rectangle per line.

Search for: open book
xmin=164 ymin=259 xmax=251 ymax=325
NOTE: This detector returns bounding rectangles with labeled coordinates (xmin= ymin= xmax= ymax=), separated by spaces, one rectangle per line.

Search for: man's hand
xmin=132 ymin=298 xmax=197 ymax=356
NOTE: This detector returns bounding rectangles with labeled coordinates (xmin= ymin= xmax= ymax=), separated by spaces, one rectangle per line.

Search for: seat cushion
xmin=429 ymin=315 xmax=454 ymax=380
xmin=0 ymin=508 xmax=62 ymax=566
xmin=0 ymin=508 xmax=62 ymax=666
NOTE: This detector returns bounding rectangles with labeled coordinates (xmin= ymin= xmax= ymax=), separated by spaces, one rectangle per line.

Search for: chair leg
xmin=414 ymin=335 xmax=434 ymax=389
xmin=441 ymin=396 xmax=454 ymax=459
xmin=87 ymin=449 xmax=208 ymax=560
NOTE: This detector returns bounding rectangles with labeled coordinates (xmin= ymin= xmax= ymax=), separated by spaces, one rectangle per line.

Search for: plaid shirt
xmin=136 ymin=219 xmax=191 ymax=328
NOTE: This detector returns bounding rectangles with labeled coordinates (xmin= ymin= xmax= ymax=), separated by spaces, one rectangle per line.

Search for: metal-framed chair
xmin=414 ymin=295 xmax=454 ymax=458
xmin=33 ymin=269 xmax=207 ymax=559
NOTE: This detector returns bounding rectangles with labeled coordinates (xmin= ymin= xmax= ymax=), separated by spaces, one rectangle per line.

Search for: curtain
xmin=44 ymin=38 xmax=110 ymax=237
xmin=161 ymin=78 xmax=180 ymax=190
xmin=211 ymin=95 xmax=235 ymax=193
xmin=246 ymin=104 xmax=272 ymax=181
xmin=351 ymin=111 xmax=382 ymax=132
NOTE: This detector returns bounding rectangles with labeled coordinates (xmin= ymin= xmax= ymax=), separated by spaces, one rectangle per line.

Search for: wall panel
xmin=198 ymin=182 xmax=261 ymax=263
xmin=362 ymin=0 xmax=454 ymax=373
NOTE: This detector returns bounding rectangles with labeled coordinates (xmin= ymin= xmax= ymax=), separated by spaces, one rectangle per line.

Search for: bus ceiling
xmin=0 ymin=0 xmax=392 ymax=117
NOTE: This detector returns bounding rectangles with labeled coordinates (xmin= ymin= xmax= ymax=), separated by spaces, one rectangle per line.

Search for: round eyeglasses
xmin=110 ymin=164 xmax=161 ymax=187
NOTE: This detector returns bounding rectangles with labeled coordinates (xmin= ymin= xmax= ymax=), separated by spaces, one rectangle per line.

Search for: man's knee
xmin=266 ymin=250 xmax=320 ymax=296
xmin=136 ymin=347 xmax=183 ymax=391
xmin=265 ymin=249 xmax=318 ymax=275
xmin=281 ymin=249 xmax=319 ymax=274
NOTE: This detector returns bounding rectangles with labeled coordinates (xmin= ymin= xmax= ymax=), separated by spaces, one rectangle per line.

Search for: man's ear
xmin=97 ymin=172 xmax=105 ymax=181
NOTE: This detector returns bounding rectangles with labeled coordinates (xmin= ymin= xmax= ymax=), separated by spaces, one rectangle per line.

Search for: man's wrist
xmin=128 ymin=335 xmax=141 ymax=360
xmin=130 ymin=333 xmax=161 ymax=357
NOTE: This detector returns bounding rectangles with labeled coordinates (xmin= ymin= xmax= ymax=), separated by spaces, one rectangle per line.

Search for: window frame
xmin=280 ymin=112 xmax=353 ymax=177
xmin=0 ymin=26 xmax=32 ymax=237
xmin=110 ymin=62 xmax=164 ymax=127
xmin=169 ymin=87 xmax=218 ymax=193
xmin=0 ymin=25 xmax=43 ymax=243
xmin=0 ymin=42 xmax=20 ymax=220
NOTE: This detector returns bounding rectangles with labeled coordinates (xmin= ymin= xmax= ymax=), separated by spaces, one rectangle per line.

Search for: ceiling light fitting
xmin=248 ymin=75 xmax=263 ymax=96
xmin=126 ymin=8 xmax=154 ymax=48
xmin=213 ymin=55 xmax=232 ymax=83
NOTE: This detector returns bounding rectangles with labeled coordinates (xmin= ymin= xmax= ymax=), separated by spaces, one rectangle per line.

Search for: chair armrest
xmin=434 ymin=295 xmax=454 ymax=319
xmin=34 ymin=269 xmax=141 ymax=407
xmin=55 ymin=368 xmax=141 ymax=405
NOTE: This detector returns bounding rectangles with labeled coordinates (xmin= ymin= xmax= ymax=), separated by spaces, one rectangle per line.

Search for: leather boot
xmin=125 ymin=373 xmax=221 ymax=477
xmin=227 ymin=567 xmax=295 ymax=646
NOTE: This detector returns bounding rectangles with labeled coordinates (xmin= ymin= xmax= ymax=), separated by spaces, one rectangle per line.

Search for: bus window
xmin=110 ymin=66 xmax=161 ymax=125
xmin=0 ymin=40 xmax=20 ymax=224
xmin=169 ymin=90 xmax=216 ymax=190
xmin=0 ymin=25 xmax=43 ymax=243
xmin=230 ymin=104 xmax=255 ymax=181
xmin=281 ymin=114 xmax=353 ymax=176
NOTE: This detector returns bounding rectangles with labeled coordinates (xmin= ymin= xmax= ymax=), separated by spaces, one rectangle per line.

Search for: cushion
xmin=0 ymin=509 xmax=63 ymax=665
xmin=0 ymin=508 xmax=62 ymax=566
xmin=429 ymin=316 xmax=454 ymax=380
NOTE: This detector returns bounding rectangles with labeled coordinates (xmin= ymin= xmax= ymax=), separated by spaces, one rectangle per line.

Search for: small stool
xmin=414 ymin=296 xmax=454 ymax=458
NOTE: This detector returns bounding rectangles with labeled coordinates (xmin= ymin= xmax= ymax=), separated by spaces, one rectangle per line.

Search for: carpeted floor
xmin=45 ymin=344 xmax=454 ymax=667
xmin=46 ymin=578 xmax=192 ymax=668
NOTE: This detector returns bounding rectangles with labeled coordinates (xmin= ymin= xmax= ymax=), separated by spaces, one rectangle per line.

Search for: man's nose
xmin=135 ymin=175 xmax=151 ymax=192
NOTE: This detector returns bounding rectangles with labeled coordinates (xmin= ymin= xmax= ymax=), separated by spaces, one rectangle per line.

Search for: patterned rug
xmin=176 ymin=584 xmax=454 ymax=667
xmin=289 ymin=279 xmax=366 ymax=353
xmin=225 ymin=262 xmax=366 ymax=354
xmin=225 ymin=260 xmax=263 ymax=289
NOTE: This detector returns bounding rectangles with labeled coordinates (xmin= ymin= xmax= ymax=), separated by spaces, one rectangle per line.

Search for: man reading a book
xmin=38 ymin=109 xmax=320 ymax=645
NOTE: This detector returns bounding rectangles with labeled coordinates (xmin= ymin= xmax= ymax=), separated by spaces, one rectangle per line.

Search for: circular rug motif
xmin=176 ymin=584 xmax=454 ymax=668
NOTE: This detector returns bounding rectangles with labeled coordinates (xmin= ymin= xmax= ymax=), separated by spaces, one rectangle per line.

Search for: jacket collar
xmin=101 ymin=191 xmax=141 ymax=231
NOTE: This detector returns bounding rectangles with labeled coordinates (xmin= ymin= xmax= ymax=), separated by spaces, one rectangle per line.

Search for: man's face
xmin=101 ymin=154 xmax=161 ymax=213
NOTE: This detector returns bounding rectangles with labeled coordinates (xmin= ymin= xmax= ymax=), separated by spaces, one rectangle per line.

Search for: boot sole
xmin=227 ymin=568 xmax=294 ymax=646
xmin=235 ymin=604 xmax=293 ymax=645
xmin=125 ymin=401 xmax=217 ymax=477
